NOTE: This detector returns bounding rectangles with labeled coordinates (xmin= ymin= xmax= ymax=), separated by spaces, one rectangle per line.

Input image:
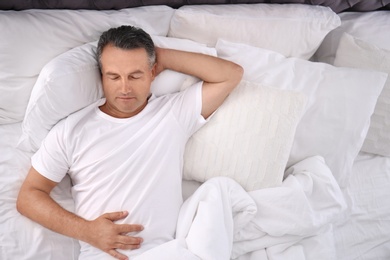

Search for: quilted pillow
xmin=168 ymin=3 xmax=340 ymax=60
xmin=18 ymin=36 xmax=216 ymax=152
xmin=216 ymin=39 xmax=387 ymax=187
xmin=183 ymin=80 xmax=307 ymax=191
xmin=334 ymin=33 xmax=390 ymax=157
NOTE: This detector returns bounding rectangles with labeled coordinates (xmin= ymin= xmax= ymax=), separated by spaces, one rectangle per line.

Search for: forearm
xmin=17 ymin=187 xmax=90 ymax=242
xmin=155 ymin=47 xmax=242 ymax=85
xmin=17 ymin=167 xmax=143 ymax=260
xmin=155 ymin=47 xmax=243 ymax=118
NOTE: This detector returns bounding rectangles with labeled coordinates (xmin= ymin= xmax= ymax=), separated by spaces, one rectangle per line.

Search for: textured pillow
xmin=216 ymin=39 xmax=387 ymax=187
xmin=168 ymin=4 xmax=340 ymax=60
xmin=18 ymin=36 xmax=216 ymax=152
xmin=334 ymin=33 xmax=390 ymax=157
xmin=314 ymin=11 xmax=390 ymax=64
xmin=184 ymin=80 xmax=307 ymax=191
xmin=0 ymin=6 xmax=174 ymax=124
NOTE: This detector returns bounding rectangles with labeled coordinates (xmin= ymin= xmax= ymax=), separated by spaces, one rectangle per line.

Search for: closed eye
xmin=105 ymin=72 xmax=120 ymax=81
xmin=130 ymin=73 xmax=143 ymax=80
xmin=109 ymin=76 xmax=120 ymax=80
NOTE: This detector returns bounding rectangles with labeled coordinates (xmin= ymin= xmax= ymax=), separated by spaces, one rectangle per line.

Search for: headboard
xmin=1 ymin=0 xmax=389 ymax=13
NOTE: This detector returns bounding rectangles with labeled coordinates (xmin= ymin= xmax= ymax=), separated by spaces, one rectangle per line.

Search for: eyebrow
xmin=105 ymin=70 xmax=144 ymax=76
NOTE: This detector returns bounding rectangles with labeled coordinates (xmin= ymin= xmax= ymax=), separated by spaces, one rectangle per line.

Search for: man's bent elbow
xmin=16 ymin=190 xmax=28 ymax=216
xmin=16 ymin=197 xmax=25 ymax=216
xmin=16 ymin=185 xmax=35 ymax=217
xmin=230 ymin=63 xmax=244 ymax=85
xmin=229 ymin=63 xmax=244 ymax=89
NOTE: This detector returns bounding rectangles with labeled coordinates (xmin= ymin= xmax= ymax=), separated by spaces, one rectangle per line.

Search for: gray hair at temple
xmin=96 ymin=25 xmax=156 ymax=71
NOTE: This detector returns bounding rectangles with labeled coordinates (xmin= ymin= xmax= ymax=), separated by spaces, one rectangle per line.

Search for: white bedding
xmin=138 ymin=156 xmax=346 ymax=260
xmin=1 ymin=4 xmax=390 ymax=260
xmin=2 ymin=123 xmax=389 ymax=259
xmin=0 ymin=123 xmax=79 ymax=259
xmin=334 ymin=152 xmax=390 ymax=259
xmin=0 ymin=126 xmax=348 ymax=259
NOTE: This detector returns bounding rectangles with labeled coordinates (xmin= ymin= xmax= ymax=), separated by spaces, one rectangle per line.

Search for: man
xmin=17 ymin=25 xmax=243 ymax=260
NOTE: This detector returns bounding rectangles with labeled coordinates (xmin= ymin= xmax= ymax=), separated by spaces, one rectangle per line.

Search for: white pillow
xmin=216 ymin=39 xmax=387 ymax=187
xmin=18 ymin=36 xmax=216 ymax=152
xmin=184 ymin=80 xmax=307 ymax=191
xmin=314 ymin=11 xmax=390 ymax=64
xmin=168 ymin=4 xmax=340 ymax=60
xmin=334 ymin=33 xmax=390 ymax=157
xmin=0 ymin=6 xmax=174 ymax=124
xmin=151 ymin=36 xmax=216 ymax=96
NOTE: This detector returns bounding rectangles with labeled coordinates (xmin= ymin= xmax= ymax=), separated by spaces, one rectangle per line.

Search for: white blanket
xmin=235 ymin=155 xmax=347 ymax=260
xmin=135 ymin=156 xmax=347 ymax=260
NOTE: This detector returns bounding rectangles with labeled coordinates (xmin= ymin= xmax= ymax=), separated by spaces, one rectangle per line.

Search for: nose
xmin=121 ymin=79 xmax=132 ymax=95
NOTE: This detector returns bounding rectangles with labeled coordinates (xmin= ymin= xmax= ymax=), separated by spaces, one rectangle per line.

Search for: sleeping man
xmin=16 ymin=25 xmax=243 ymax=260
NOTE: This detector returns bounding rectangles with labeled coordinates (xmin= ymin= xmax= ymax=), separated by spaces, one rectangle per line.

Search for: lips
xmin=117 ymin=96 xmax=135 ymax=100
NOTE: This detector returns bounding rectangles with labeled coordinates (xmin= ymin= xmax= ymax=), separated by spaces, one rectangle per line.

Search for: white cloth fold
xmin=136 ymin=176 xmax=256 ymax=260
xmin=233 ymin=156 xmax=347 ymax=259
xmin=136 ymin=156 xmax=346 ymax=260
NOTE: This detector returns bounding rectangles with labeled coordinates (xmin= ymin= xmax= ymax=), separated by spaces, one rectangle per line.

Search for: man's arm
xmin=17 ymin=167 xmax=143 ymax=260
xmin=155 ymin=48 xmax=243 ymax=119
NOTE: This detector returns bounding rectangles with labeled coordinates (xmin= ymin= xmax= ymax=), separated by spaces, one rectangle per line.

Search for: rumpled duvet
xmin=135 ymin=156 xmax=347 ymax=260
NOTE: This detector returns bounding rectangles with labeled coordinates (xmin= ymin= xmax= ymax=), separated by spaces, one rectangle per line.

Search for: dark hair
xmin=96 ymin=25 xmax=156 ymax=70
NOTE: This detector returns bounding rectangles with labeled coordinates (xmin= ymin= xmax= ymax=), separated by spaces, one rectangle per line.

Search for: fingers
xmin=108 ymin=249 xmax=129 ymax=260
xmin=103 ymin=211 xmax=129 ymax=222
xmin=116 ymin=235 xmax=143 ymax=247
xmin=117 ymin=223 xmax=144 ymax=234
xmin=103 ymin=212 xmax=144 ymax=232
xmin=101 ymin=211 xmax=144 ymax=232
xmin=92 ymin=211 xmax=144 ymax=260
xmin=106 ymin=235 xmax=143 ymax=260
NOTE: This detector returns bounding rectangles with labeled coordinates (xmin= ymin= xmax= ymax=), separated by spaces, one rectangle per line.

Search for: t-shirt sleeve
xmin=170 ymin=81 xmax=207 ymax=137
xmin=31 ymin=119 xmax=69 ymax=183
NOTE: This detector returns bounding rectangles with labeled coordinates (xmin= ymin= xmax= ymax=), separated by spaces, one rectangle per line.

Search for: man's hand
xmin=84 ymin=211 xmax=144 ymax=260
xmin=154 ymin=47 xmax=165 ymax=77
xmin=17 ymin=168 xmax=144 ymax=260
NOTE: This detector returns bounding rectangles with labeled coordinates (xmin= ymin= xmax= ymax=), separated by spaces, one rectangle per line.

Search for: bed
xmin=1 ymin=0 xmax=389 ymax=259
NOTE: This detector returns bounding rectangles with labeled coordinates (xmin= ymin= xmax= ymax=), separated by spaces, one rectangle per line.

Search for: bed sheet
xmin=0 ymin=123 xmax=79 ymax=259
xmin=334 ymin=152 xmax=390 ymax=259
xmin=1 ymin=122 xmax=389 ymax=259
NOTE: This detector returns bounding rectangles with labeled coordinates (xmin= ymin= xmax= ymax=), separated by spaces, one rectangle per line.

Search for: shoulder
xmin=51 ymin=99 xmax=103 ymax=134
xmin=153 ymin=81 xmax=203 ymax=105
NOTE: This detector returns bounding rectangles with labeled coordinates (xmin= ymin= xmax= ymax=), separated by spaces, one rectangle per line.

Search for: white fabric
xmin=234 ymin=156 xmax=346 ymax=260
xmin=136 ymin=176 xmax=256 ymax=260
xmin=3 ymin=124 xmax=388 ymax=260
xmin=314 ymin=11 xmax=390 ymax=64
xmin=18 ymin=41 xmax=103 ymax=153
xmin=32 ymin=83 xmax=206 ymax=259
xmin=0 ymin=6 xmax=389 ymax=260
xmin=216 ymin=39 xmax=387 ymax=187
xmin=0 ymin=123 xmax=80 ymax=259
xmin=0 ymin=6 xmax=174 ymax=124
xmin=130 ymin=156 xmax=346 ymax=260
xmin=18 ymin=36 xmax=216 ymax=153
xmin=183 ymin=80 xmax=307 ymax=191
xmin=168 ymin=3 xmax=340 ymax=59
xmin=151 ymin=36 xmax=217 ymax=97
xmin=333 ymin=152 xmax=390 ymax=260
xmin=334 ymin=33 xmax=390 ymax=157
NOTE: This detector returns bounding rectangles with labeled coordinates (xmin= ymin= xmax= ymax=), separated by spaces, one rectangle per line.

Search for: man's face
xmin=100 ymin=44 xmax=155 ymax=118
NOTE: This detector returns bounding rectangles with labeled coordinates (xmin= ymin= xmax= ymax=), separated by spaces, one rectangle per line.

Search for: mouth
xmin=117 ymin=96 xmax=135 ymax=101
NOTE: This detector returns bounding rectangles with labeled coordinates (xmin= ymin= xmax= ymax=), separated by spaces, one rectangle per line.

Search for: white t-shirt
xmin=32 ymin=82 xmax=206 ymax=259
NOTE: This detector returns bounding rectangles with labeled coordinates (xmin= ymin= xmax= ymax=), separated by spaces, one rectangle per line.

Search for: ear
xmin=150 ymin=63 xmax=157 ymax=81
